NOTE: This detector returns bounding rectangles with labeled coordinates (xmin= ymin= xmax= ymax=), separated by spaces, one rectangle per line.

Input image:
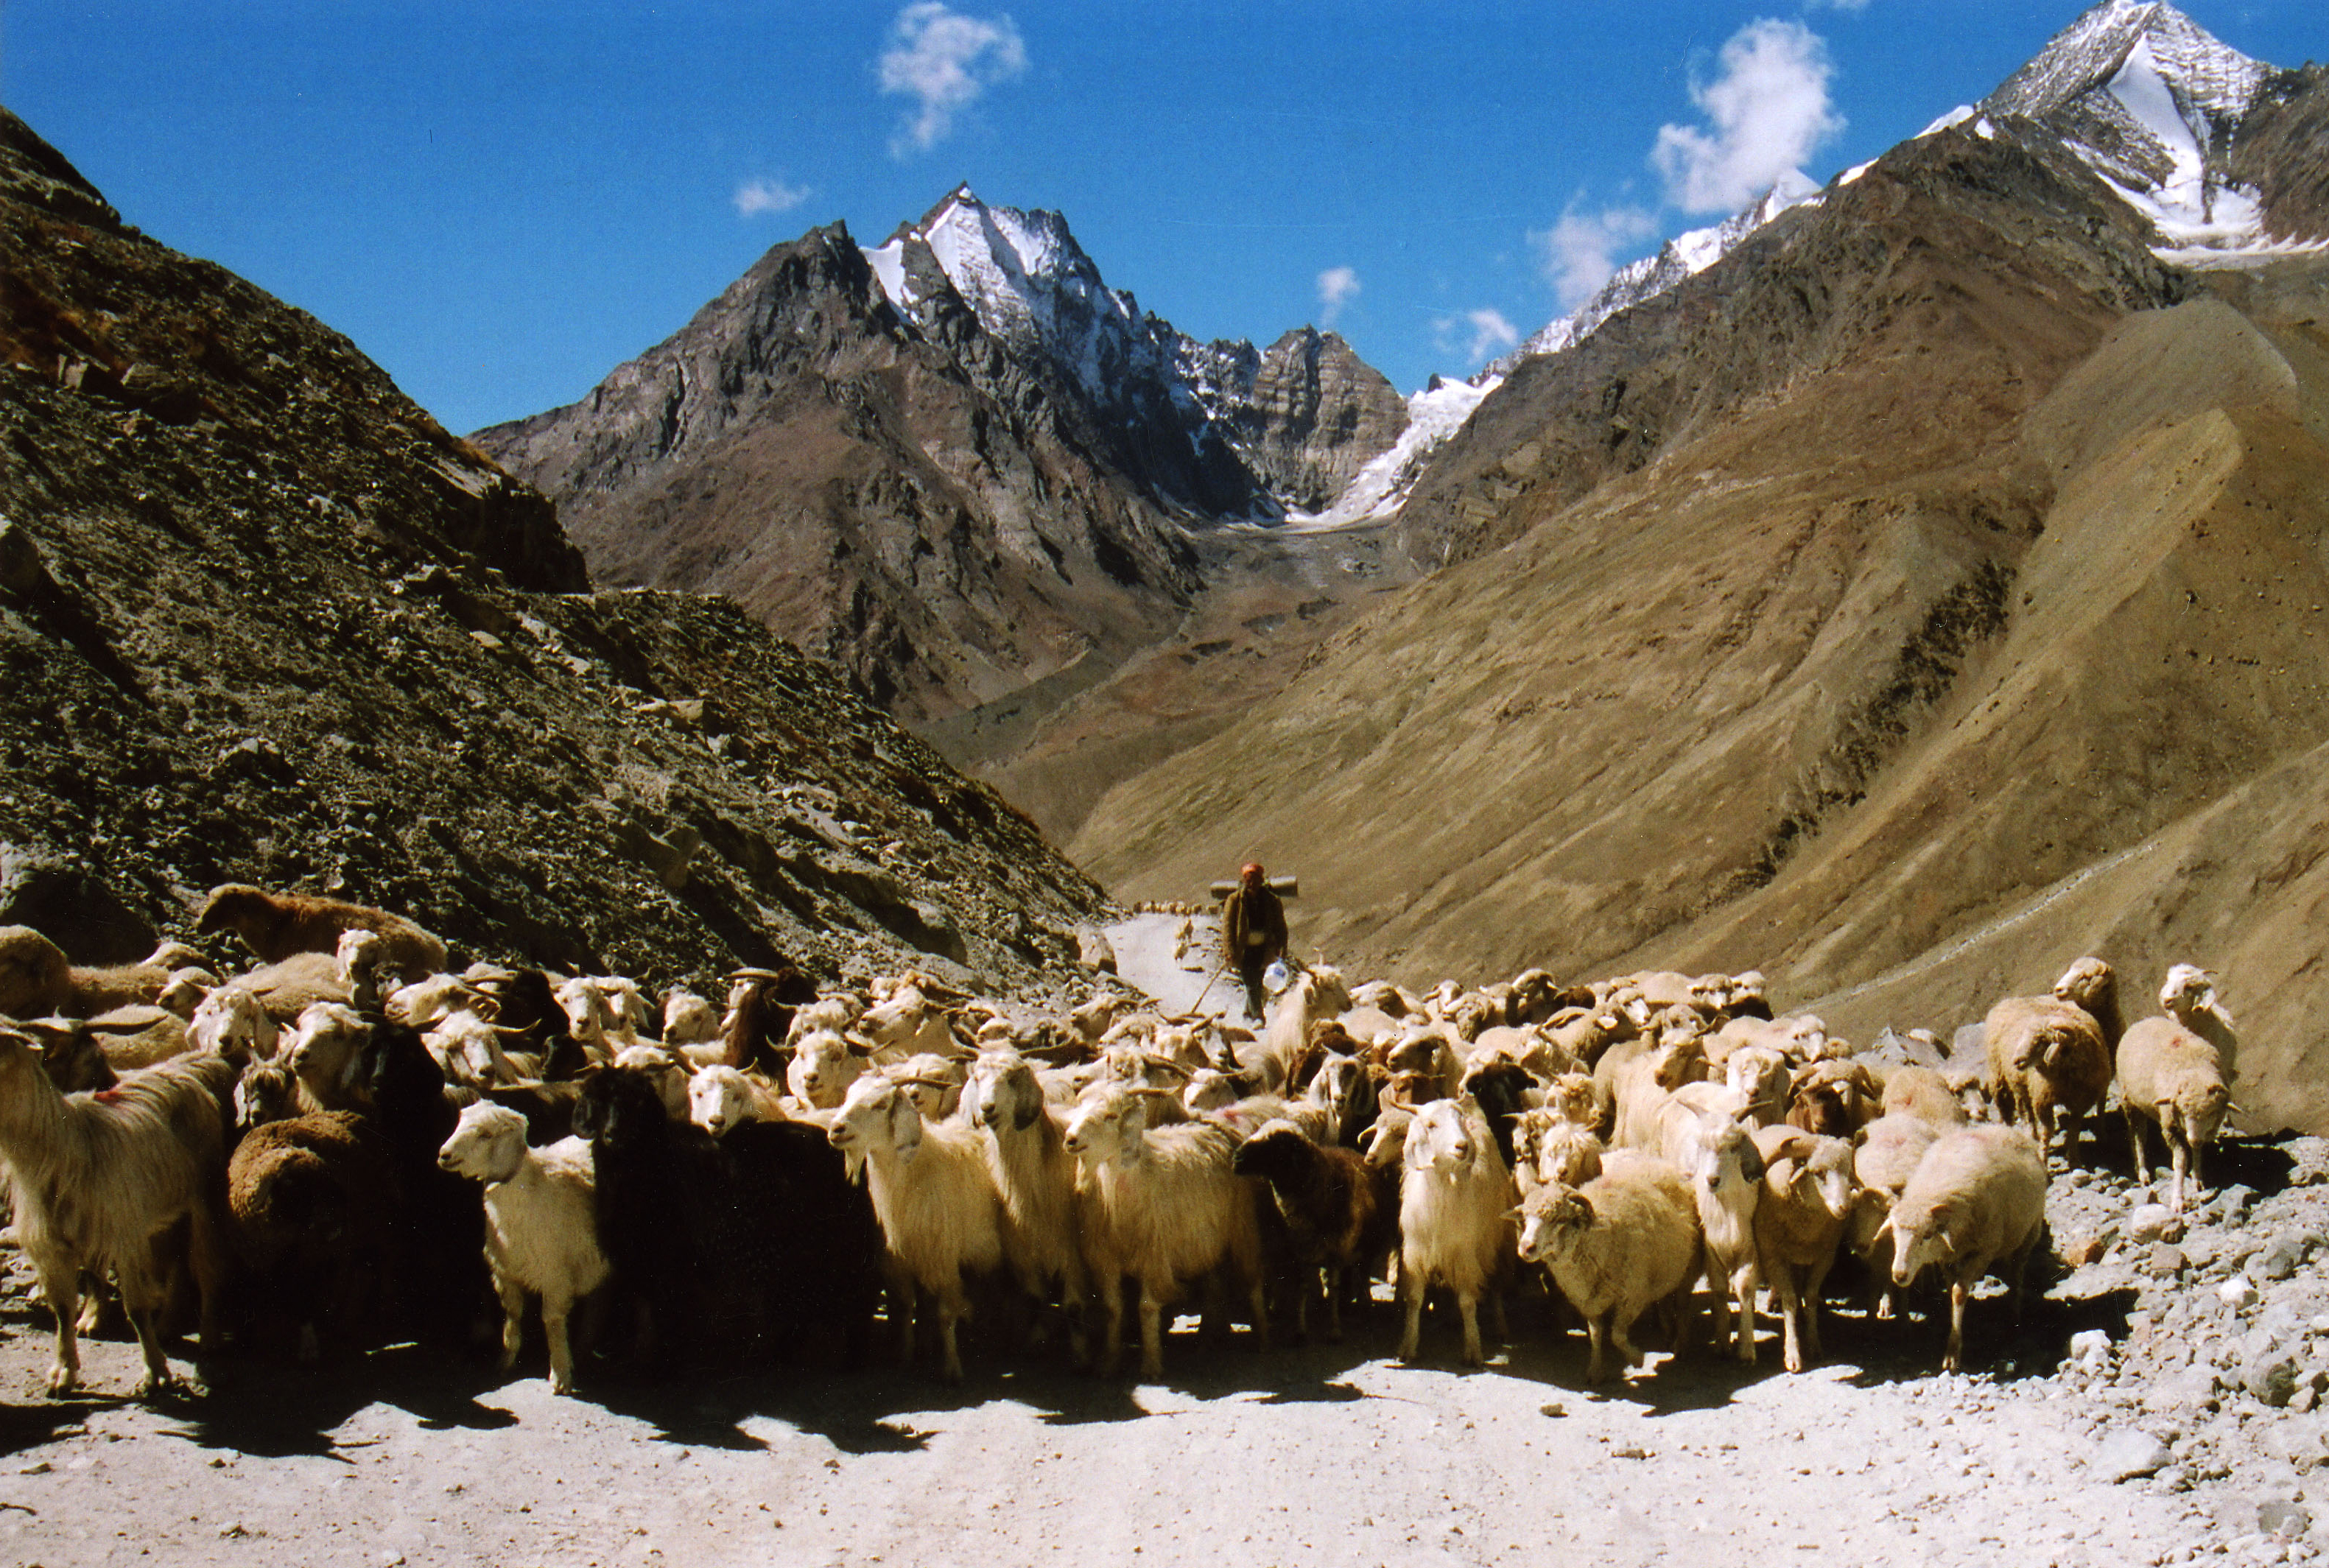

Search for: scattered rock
xmin=2097 ymin=1428 xmax=2176 ymax=1480
xmin=2129 ymin=1204 xmax=2182 ymax=1245
xmin=2260 ymin=1501 xmax=2314 ymax=1538
xmin=2247 ymin=1352 xmax=2303 ymax=1408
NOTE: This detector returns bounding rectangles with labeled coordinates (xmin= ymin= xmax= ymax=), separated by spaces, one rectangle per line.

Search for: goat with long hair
xmin=0 ymin=1027 xmax=234 ymax=1396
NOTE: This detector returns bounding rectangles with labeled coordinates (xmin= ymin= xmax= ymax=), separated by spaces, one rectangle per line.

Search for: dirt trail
xmin=0 ymin=1276 xmax=2221 ymax=1568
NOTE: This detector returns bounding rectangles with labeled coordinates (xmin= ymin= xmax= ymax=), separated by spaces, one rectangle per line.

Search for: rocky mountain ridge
xmin=0 ymin=105 xmax=1105 ymax=993
xmin=477 ymin=188 xmax=1413 ymax=742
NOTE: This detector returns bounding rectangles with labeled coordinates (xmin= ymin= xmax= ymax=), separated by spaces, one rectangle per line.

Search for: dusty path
xmin=0 ymin=1270 xmax=2224 ymax=1568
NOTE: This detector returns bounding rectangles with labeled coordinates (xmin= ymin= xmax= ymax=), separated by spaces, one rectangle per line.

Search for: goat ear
xmin=1740 ymin=1142 xmax=1766 ymax=1184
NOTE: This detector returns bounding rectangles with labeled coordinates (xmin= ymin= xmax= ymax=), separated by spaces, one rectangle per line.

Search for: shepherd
xmin=1220 ymin=861 xmax=1288 ymax=1022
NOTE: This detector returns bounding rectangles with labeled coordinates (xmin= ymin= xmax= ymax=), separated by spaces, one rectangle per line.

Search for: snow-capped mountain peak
xmin=1489 ymin=170 xmax=1823 ymax=378
xmin=1984 ymin=1 xmax=2266 ymax=129
xmin=871 ymin=186 xmax=1152 ymax=409
xmin=1981 ymin=1 xmax=2282 ymax=257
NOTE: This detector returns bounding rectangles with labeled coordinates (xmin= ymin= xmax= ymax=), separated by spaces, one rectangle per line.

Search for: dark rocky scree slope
xmin=0 ymin=106 xmax=1104 ymax=991
xmin=2234 ymin=66 xmax=2329 ymax=244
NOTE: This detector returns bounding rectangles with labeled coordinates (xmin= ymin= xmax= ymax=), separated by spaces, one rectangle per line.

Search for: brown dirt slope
xmin=0 ymin=105 xmax=1104 ymax=990
xmin=1075 ymin=125 xmax=2329 ymax=1131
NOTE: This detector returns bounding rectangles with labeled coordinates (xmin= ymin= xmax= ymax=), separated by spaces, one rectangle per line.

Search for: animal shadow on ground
xmin=0 ymin=1392 xmax=113 ymax=1460
xmin=161 ymin=1344 xmax=519 ymax=1460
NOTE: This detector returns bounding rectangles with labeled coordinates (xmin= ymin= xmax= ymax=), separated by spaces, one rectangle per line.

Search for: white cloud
xmin=1651 ymin=18 xmax=1844 ymax=213
xmin=1317 ymin=266 xmax=1360 ymax=325
xmin=879 ymin=1 xmax=1028 ymax=156
xmin=1529 ymin=204 xmax=1659 ymax=307
xmin=734 ymin=177 xmax=810 ymax=218
xmin=1437 ymin=309 xmax=1519 ymax=364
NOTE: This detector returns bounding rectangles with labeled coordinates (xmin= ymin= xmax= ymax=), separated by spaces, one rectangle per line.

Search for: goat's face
xmin=1888 ymin=1202 xmax=1956 ymax=1287
xmin=2052 ymin=956 xmax=2115 ymax=1011
xmin=155 ymin=967 xmax=216 ymax=1021
xmin=285 ymin=1002 xmax=367 ymax=1087
xmin=1693 ymin=1122 xmax=1763 ymax=1192
xmin=965 ymin=1054 xmax=1039 ymax=1133
xmin=1063 ymin=1090 xmax=1138 ymax=1163
xmin=830 ymin=1075 xmax=921 ymax=1164
xmin=555 ymin=980 xmax=608 ymax=1041
xmin=1800 ymin=1139 xmax=1857 ymax=1220
xmin=335 ymin=927 xmax=383 ymax=976
xmin=1539 ymin=1129 xmax=1603 ymax=1189
xmin=192 ymin=985 xmax=275 ymax=1058
xmin=888 ymin=1055 xmax=963 ymax=1123
xmin=791 ymin=1030 xmax=865 ymax=1109
xmin=233 ymin=1064 xmax=295 ymax=1132
xmin=1362 ymin=1108 xmax=1411 ymax=1170
xmin=689 ymin=1067 xmax=749 ymax=1137
xmin=662 ymin=991 xmax=720 ymax=1046
xmin=1651 ymin=1036 xmax=1705 ymax=1091
xmin=1405 ymin=1100 xmax=1475 ymax=1175
xmin=438 ymin=1102 xmax=527 ymax=1182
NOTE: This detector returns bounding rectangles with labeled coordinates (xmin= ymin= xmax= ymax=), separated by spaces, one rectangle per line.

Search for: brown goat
xmin=196 ymin=884 xmax=449 ymax=978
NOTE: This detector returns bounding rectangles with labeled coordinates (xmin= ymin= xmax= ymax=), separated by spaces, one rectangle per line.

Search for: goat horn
xmin=730 ymin=967 xmax=786 ymax=980
xmin=890 ymin=1075 xmax=958 ymax=1089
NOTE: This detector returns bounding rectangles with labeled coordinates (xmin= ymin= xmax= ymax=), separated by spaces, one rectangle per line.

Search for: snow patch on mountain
xmin=1290 ymin=376 xmax=1500 ymax=530
xmin=864 ymin=239 xmax=914 ymax=310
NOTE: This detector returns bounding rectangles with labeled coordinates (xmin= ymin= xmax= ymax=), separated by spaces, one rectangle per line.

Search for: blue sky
xmin=8 ymin=1 xmax=2320 ymax=433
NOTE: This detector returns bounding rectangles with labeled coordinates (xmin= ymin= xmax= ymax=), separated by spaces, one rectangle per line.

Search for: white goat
xmin=283 ymin=1002 xmax=373 ymax=1111
xmin=885 ymin=1052 xmax=968 ymax=1124
xmin=436 ymin=1102 xmax=609 ymax=1395
xmin=661 ymin=986 xmax=722 ymax=1048
xmin=827 ymin=1074 xmax=1008 ymax=1382
xmin=555 ymin=974 xmax=648 ymax=1055
xmin=788 ymin=1027 xmax=871 ymax=1111
xmin=188 ymin=983 xmax=280 ymax=1061
xmin=963 ymin=1051 xmax=1089 ymax=1362
xmin=1064 ymin=1082 xmax=1267 ymax=1379
xmin=1516 ymin=1157 xmax=1701 ymax=1383
xmin=334 ymin=928 xmax=390 ymax=1014
xmin=1887 ymin=1124 xmax=2048 ymax=1372
xmin=0 ymin=1030 xmax=233 ymax=1396
xmin=2117 ymin=964 xmax=2235 ymax=1213
xmin=857 ymin=984 xmax=956 ymax=1061
xmin=1679 ymin=1113 xmax=1763 ymax=1362
xmin=1749 ymin=1126 xmax=1856 ymax=1373
xmin=1396 ymin=1095 xmax=1515 ymax=1368
xmin=688 ymin=1064 xmax=787 ymax=1138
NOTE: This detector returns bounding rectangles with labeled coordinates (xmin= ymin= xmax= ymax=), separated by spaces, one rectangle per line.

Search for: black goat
xmin=1232 ymin=1123 xmax=1399 ymax=1342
